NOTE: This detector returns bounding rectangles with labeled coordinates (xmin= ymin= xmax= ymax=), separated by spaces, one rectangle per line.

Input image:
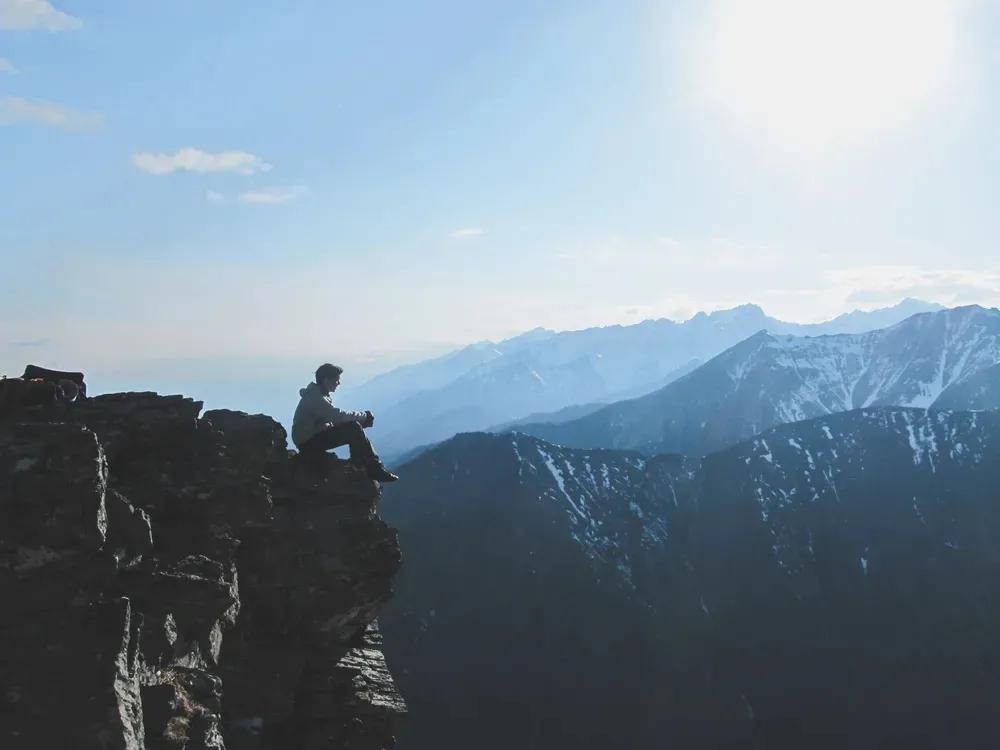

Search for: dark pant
xmin=298 ymin=421 xmax=378 ymax=467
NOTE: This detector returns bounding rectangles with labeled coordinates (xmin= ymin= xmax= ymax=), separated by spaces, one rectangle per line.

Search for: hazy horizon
xmin=0 ymin=295 xmax=959 ymax=390
xmin=18 ymin=295 xmax=960 ymax=434
xmin=4 ymin=0 xmax=999 ymax=384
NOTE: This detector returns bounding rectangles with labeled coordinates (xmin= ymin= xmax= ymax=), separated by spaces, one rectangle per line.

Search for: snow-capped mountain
xmin=381 ymin=408 xmax=1000 ymax=748
xmin=516 ymin=304 xmax=1000 ymax=457
xmin=343 ymin=299 xmax=941 ymax=459
xmin=807 ymin=295 xmax=944 ymax=334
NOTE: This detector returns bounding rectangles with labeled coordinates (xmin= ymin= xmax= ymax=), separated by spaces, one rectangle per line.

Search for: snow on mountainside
xmin=727 ymin=408 xmax=997 ymax=575
xmin=382 ymin=408 xmax=1000 ymax=748
xmin=511 ymin=436 xmax=683 ymax=586
xmin=515 ymin=305 xmax=1000 ymax=457
xmin=347 ymin=299 xmax=941 ymax=459
xmin=414 ymin=407 xmax=1000 ymax=590
xmin=734 ymin=304 xmax=1000 ymax=413
xmin=422 ymin=408 xmax=998 ymax=595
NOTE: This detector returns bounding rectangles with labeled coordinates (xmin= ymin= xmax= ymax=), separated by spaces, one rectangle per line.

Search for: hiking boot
xmin=367 ymin=463 xmax=399 ymax=483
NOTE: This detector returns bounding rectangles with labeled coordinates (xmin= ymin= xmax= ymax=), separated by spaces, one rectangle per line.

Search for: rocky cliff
xmin=0 ymin=391 xmax=405 ymax=749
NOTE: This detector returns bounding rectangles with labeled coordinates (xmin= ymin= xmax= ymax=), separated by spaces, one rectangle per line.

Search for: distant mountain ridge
xmin=343 ymin=298 xmax=942 ymax=458
xmin=515 ymin=304 xmax=1000 ymax=457
xmin=382 ymin=407 xmax=1000 ymax=748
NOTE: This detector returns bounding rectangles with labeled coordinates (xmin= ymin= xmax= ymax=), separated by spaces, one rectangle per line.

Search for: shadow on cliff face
xmin=0 ymin=373 xmax=407 ymax=750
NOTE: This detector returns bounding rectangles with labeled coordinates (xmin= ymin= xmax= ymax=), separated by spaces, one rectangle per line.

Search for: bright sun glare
xmin=699 ymin=0 xmax=961 ymax=155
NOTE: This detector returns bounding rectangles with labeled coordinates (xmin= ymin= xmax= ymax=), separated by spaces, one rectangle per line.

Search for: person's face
xmin=322 ymin=374 xmax=341 ymax=394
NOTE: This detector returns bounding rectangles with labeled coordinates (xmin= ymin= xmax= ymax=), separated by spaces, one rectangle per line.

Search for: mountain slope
xmin=815 ymin=296 xmax=945 ymax=334
xmin=379 ymin=433 xmax=703 ymax=748
xmin=382 ymin=408 xmax=1000 ymax=748
xmin=354 ymin=299 xmax=941 ymax=458
xmin=932 ymin=361 xmax=1000 ymax=410
xmin=489 ymin=401 xmax=608 ymax=432
xmin=516 ymin=305 xmax=1000 ymax=457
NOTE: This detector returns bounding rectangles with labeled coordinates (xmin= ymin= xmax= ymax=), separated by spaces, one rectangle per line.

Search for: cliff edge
xmin=0 ymin=390 xmax=405 ymax=749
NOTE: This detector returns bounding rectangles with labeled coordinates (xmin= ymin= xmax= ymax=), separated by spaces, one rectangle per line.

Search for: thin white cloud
xmin=132 ymin=147 xmax=272 ymax=176
xmin=238 ymin=186 xmax=305 ymax=205
xmin=0 ymin=0 xmax=81 ymax=30
xmin=0 ymin=58 xmax=17 ymax=74
xmin=828 ymin=265 xmax=1000 ymax=308
xmin=451 ymin=228 xmax=485 ymax=238
xmin=206 ymin=190 xmax=226 ymax=203
xmin=0 ymin=96 xmax=102 ymax=130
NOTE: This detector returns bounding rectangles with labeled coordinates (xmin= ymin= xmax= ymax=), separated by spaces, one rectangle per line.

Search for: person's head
xmin=315 ymin=363 xmax=344 ymax=395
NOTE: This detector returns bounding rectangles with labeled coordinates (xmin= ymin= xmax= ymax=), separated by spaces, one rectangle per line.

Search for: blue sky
xmin=2 ymin=0 xmax=999 ymax=391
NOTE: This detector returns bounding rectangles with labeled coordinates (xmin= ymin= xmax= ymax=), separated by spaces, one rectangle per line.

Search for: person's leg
xmin=299 ymin=422 xmax=397 ymax=481
xmin=298 ymin=428 xmax=338 ymax=456
xmin=343 ymin=422 xmax=379 ymax=468
xmin=299 ymin=422 xmax=377 ymax=466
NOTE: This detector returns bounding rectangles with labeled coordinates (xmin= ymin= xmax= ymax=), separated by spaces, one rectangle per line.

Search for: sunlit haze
xmin=697 ymin=0 xmax=962 ymax=155
xmin=2 ymin=0 xmax=998 ymax=385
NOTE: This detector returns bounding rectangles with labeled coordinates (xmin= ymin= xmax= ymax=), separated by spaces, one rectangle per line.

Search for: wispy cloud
xmin=0 ymin=0 xmax=80 ymax=30
xmin=238 ymin=186 xmax=305 ymax=205
xmin=206 ymin=190 xmax=226 ymax=203
xmin=132 ymin=147 xmax=272 ymax=176
xmin=0 ymin=58 xmax=17 ymax=74
xmin=828 ymin=265 xmax=1000 ymax=308
xmin=0 ymin=96 xmax=102 ymax=130
xmin=451 ymin=228 xmax=485 ymax=238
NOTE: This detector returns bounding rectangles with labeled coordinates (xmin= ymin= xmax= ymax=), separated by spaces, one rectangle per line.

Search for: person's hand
xmin=364 ymin=410 xmax=375 ymax=428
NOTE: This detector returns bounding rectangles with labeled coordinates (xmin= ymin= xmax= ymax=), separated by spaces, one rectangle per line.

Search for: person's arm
xmin=311 ymin=391 xmax=367 ymax=426
xmin=325 ymin=403 xmax=368 ymax=425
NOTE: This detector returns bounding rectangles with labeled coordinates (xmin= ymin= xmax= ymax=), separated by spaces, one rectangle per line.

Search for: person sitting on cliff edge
xmin=291 ymin=363 xmax=399 ymax=482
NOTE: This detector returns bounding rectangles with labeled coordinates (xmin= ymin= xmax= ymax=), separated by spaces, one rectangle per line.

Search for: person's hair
xmin=315 ymin=363 xmax=344 ymax=384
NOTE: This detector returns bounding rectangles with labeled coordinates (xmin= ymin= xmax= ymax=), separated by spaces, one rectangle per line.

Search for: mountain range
xmin=514 ymin=304 xmax=1000 ymax=457
xmin=381 ymin=407 xmax=1000 ymax=749
xmin=341 ymin=298 xmax=942 ymax=459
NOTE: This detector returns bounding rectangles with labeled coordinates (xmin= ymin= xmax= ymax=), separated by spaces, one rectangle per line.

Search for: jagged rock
xmin=202 ymin=409 xmax=288 ymax=470
xmin=0 ymin=391 xmax=406 ymax=749
xmin=0 ymin=421 xmax=110 ymax=556
xmin=0 ymin=595 xmax=144 ymax=750
xmin=293 ymin=624 xmax=407 ymax=750
xmin=106 ymin=489 xmax=154 ymax=563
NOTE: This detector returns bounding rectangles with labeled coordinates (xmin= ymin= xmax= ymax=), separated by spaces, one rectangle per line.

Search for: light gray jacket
xmin=291 ymin=382 xmax=367 ymax=448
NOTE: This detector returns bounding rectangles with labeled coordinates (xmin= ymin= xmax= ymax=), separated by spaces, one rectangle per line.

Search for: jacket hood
xmin=300 ymin=382 xmax=322 ymax=398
